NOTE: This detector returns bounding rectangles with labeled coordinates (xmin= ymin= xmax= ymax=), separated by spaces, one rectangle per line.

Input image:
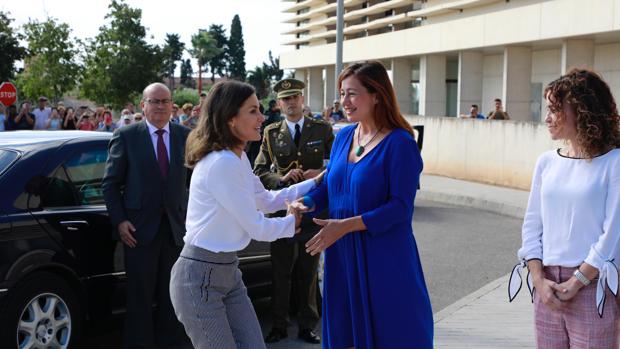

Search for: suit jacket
xmin=254 ymin=116 xmax=334 ymax=241
xmin=102 ymin=121 xmax=191 ymax=246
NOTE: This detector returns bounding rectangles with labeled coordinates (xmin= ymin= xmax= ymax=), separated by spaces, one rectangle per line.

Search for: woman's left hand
xmin=305 ymin=218 xmax=348 ymax=256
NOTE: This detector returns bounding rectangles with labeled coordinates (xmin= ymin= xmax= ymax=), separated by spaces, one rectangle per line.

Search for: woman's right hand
xmin=533 ymin=277 xmax=566 ymax=311
xmin=286 ymin=200 xmax=306 ymax=233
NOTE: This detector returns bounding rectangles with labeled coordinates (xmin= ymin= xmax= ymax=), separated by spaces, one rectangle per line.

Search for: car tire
xmin=0 ymin=271 xmax=81 ymax=349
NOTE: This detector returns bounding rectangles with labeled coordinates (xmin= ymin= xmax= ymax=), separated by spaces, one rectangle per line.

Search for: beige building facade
xmin=280 ymin=0 xmax=620 ymax=121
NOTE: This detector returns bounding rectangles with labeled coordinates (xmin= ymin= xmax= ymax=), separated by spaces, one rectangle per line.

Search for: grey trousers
xmin=169 ymin=244 xmax=266 ymax=349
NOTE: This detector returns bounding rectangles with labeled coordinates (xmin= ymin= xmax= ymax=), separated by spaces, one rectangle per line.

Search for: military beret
xmin=274 ymin=78 xmax=305 ymax=99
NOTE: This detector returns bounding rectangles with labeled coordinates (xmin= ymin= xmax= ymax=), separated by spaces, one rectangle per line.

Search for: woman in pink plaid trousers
xmin=512 ymin=68 xmax=620 ymax=348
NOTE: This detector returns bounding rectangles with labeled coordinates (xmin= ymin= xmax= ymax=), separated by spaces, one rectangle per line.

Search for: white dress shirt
xmin=32 ymin=107 xmax=51 ymax=130
xmin=145 ymin=119 xmax=170 ymax=161
xmin=285 ymin=117 xmax=304 ymax=138
xmin=184 ymin=149 xmax=316 ymax=252
xmin=519 ymin=148 xmax=620 ymax=269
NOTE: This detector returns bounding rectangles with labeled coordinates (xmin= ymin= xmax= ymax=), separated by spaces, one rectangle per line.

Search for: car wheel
xmin=0 ymin=271 xmax=81 ymax=349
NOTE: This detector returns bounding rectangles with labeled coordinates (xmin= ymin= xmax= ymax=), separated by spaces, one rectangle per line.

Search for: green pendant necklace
xmin=355 ymin=125 xmax=382 ymax=157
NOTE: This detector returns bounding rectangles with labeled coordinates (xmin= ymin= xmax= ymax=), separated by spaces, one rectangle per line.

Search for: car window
xmin=64 ymin=148 xmax=108 ymax=205
xmin=0 ymin=149 xmax=19 ymax=176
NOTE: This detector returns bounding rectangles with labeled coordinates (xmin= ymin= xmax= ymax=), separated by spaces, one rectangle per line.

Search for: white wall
xmin=531 ymin=49 xmax=561 ymax=121
xmin=594 ymin=43 xmax=620 ymax=98
xmin=481 ymin=54 xmax=503 ymax=115
xmin=406 ymin=116 xmax=560 ymax=190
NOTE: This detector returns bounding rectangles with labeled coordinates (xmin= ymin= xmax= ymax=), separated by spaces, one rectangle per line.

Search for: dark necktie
xmin=155 ymin=129 xmax=169 ymax=178
xmin=294 ymin=123 xmax=301 ymax=148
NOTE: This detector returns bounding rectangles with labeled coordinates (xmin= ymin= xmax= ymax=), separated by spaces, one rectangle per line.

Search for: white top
xmin=184 ymin=149 xmax=316 ymax=252
xmin=285 ymin=117 xmax=304 ymax=137
xmin=518 ymin=148 xmax=620 ymax=270
xmin=145 ymin=119 xmax=170 ymax=161
xmin=32 ymin=107 xmax=51 ymax=130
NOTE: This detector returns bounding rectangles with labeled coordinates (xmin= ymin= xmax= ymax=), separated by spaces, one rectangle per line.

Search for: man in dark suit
xmin=102 ymin=82 xmax=191 ymax=348
xmin=254 ymin=78 xmax=334 ymax=345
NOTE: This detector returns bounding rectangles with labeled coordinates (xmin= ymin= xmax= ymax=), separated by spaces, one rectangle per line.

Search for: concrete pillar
xmin=324 ymin=65 xmax=336 ymax=111
xmin=457 ymin=51 xmax=483 ymax=117
xmin=294 ymin=68 xmax=308 ymax=98
xmin=502 ymin=46 xmax=532 ymax=121
xmin=419 ymin=54 xmax=446 ymax=116
xmin=307 ymin=67 xmax=324 ymax=112
xmin=391 ymin=58 xmax=412 ymax=115
xmin=561 ymin=39 xmax=595 ymax=73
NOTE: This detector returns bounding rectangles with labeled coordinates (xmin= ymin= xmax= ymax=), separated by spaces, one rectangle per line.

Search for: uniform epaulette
xmin=264 ymin=121 xmax=283 ymax=132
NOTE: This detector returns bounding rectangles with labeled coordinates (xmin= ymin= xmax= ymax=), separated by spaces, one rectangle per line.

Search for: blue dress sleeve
xmin=361 ymin=131 xmax=422 ymax=236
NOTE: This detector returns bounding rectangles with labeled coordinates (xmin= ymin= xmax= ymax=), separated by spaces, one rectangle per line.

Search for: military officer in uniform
xmin=254 ymin=78 xmax=334 ymax=344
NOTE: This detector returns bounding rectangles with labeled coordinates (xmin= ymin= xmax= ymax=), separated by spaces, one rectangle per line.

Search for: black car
xmin=0 ymin=131 xmax=272 ymax=349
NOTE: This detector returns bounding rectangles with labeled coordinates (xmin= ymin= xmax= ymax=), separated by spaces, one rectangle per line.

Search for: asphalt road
xmin=78 ymin=198 xmax=523 ymax=348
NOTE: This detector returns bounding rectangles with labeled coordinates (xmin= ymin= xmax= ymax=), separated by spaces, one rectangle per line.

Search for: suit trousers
xmin=170 ymin=244 xmax=265 ymax=349
xmin=123 ymin=214 xmax=188 ymax=349
xmin=270 ymin=238 xmax=320 ymax=330
xmin=534 ymin=266 xmax=620 ymax=349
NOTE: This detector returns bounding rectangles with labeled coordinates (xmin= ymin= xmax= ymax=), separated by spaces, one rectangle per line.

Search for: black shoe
xmin=265 ymin=328 xmax=288 ymax=343
xmin=298 ymin=328 xmax=321 ymax=344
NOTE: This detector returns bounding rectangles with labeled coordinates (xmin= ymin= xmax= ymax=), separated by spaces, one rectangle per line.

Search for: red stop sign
xmin=0 ymin=82 xmax=17 ymax=106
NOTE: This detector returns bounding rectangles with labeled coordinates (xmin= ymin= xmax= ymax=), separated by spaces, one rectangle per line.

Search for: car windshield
xmin=0 ymin=149 xmax=19 ymax=175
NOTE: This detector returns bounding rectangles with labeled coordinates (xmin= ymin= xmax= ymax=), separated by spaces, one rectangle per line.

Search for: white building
xmin=280 ymin=0 xmax=620 ymax=121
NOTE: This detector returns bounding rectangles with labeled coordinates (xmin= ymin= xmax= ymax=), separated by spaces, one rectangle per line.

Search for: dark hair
xmin=185 ymin=81 xmax=256 ymax=168
xmin=259 ymin=103 xmax=265 ymax=114
xmin=494 ymin=98 xmax=502 ymax=103
xmin=545 ymin=68 xmax=620 ymax=159
xmin=471 ymin=104 xmax=479 ymax=109
xmin=337 ymin=60 xmax=413 ymax=135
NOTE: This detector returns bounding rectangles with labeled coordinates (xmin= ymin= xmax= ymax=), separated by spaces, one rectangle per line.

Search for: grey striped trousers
xmin=170 ymin=244 xmax=266 ymax=349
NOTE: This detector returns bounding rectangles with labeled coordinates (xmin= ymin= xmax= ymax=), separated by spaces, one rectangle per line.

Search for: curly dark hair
xmin=544 ymin=68 xmax=620 ymax=159
xmin=185 ymin=81 xmax=255 ymax=168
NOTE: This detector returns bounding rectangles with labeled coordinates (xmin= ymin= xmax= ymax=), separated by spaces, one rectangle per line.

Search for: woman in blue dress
xmin=298 ymin=61 xmax=433 ymax=348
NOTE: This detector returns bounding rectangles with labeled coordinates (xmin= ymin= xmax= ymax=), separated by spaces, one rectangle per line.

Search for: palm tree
xmin=247 ymin=66 xmax=270 ymax=100
xmin=189 ymin=29 xmax=222 ymax=95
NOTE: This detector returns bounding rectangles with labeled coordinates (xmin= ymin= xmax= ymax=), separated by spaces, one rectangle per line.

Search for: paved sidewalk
xmin=418 ymin=174 xmax=536 ymax=348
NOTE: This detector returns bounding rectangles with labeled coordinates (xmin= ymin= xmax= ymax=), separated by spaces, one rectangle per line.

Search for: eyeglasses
xmin=145 ymin=98 xmax=172 ymax=105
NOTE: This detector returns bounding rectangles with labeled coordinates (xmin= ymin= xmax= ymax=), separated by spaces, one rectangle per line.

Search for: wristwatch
xmin=573 ymin=269 xmax=591 ymax=286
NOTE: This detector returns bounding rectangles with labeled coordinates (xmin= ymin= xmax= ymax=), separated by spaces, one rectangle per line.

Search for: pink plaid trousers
xmin=534 ymin=266 xmax=620 ymax=349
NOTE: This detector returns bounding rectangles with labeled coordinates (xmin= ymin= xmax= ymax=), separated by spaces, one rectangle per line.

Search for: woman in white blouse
xmin=513 ymin=69 xmax=620 ymax=348
xmin=170 ymin=80 xmax=321 ymax=349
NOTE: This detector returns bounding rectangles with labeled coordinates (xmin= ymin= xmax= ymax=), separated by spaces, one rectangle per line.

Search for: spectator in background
xmin=63 ymin=107 xmax=77 ymax=130
xmin=98 ymin=111 xmax=117 ymax=132
xmin=119 ymin=114 xmax=133 ymax=128
xmin=488 ymin=98 xmax=510 ymax=120
xmin=45 ymin=107 xmax=63 ymax=130
xmin=179 ymin=103 xmax=192 ymax=125
xmin=198 ymin=92 xmax=207 ymax=109
xmin=170 ymin=104 xmax=180 ymax=124
xmin=125 ymin=102 xmax=135 ymax=115
xmin=459 ymin=104 xmax=486 ymax=119
xmin=78 ymin=112 xmax=96 ymax=131
xmin=183 ymin=106 xmax=200 ymax=129
xmin=264 ymin=99 xmax=281 ymax=122
xmin=302 ymin=105 xmax=313 ymax=118
xmin=330 ymin=100 xmax=345 ymax=122
xmin=5 ymin=105 xmax=18 ymax=130
xmin=133 ymin=113 xmax=143 ymax=123
xmin=0 ymin=105 xmax=6 ymax=131
xmin=33 ymin=96 xmax=52 ymax=130
xmin=9 ymin=101 xmax=35 ymax=130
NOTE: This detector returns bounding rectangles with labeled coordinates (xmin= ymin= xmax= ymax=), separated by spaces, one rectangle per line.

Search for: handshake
xmin=286 ymin=197 xmax=314 ymax=234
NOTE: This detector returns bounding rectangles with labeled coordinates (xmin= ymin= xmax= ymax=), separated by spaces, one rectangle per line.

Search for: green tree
xmin=162 ymin=33 xmax=185 ymax=91
xmin=16 ymin=17 xmax=81 ymax=102
xmin=207 ymin=24 xmax=228 ymax=82
xmin=264 ymin=50 xmax=283 ymax=82
xmin=0 ymin=11 xmax=25 ymax=82
xmin=81 ymin=0 xmax=163 ymax=108
xmin=190 ymin=29 xmax=221 ymax=94
xmin=228 ymin=15 xmax=246 ymax=81
xmin=247 ymin=66 xmax=270 ymax=99
xmin=180 ymin=59 xmax=194 ymax=88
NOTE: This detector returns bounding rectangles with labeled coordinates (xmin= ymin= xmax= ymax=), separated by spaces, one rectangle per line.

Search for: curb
xmin=433 ymin=273 xmax=508 ymax=322
xmin=417 ymin=190 xmax=525 ymax=219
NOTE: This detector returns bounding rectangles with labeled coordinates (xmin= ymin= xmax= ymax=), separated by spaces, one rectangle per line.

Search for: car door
xmin=33 ymin=144 xmax=126 ymax=321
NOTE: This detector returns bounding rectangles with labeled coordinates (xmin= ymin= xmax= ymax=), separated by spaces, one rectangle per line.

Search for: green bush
xmin=172 ymin=88 xmax=200 ymax=107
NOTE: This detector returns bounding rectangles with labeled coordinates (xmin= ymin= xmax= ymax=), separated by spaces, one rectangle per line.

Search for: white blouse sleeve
xmin=252 ymin=175 xmax=316 ymax=214
xmin=208 ymin=156 xmax=296 ymax=242
xmin=518 ymin=156 xmax=545 ymax=262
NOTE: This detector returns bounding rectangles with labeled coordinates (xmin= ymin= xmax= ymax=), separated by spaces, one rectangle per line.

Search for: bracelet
xmin=573 ymin=269 xmax=591 ymax=286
